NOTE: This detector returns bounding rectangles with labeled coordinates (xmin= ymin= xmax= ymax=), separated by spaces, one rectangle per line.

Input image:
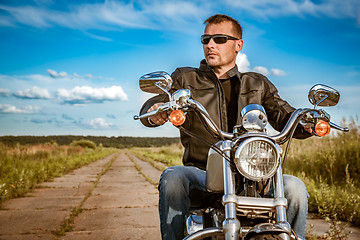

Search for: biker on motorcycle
xmin=139 ymin=14 xmax=313 ymax=240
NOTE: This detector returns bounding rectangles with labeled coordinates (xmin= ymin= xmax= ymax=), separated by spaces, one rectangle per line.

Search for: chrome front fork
xmin=221 ymin=140 xmax=240 ymax=240
xmin=274 ymin=165 xmax=291 ymax=240
xmin=221 ymin=141 xmax=291 ymax=240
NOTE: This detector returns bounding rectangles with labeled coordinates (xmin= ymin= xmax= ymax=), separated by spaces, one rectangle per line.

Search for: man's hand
xmin=300 ymin=120 xmax=315 ymax=135
xmin=148 ymin=102 xmax=168 ymax=126
xmin=304 ymin=126 xmax=314 ymax=135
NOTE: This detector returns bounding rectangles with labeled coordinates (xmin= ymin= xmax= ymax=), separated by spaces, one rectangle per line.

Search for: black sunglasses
xmin=201 ymin=34 xmax=239 ymax=44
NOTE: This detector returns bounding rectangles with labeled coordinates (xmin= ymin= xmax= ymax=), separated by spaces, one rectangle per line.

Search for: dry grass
xmin=285 ymin=118 xmax=360 ymax=226
xmin=129 ymin=143 xmax=183 ymax=169
xmin=0 ymin=142 xmax=117 ymax=207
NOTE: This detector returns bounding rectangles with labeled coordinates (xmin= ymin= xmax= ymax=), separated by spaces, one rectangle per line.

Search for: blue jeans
xmin=158 ymin=165 xmax=308 ymax=240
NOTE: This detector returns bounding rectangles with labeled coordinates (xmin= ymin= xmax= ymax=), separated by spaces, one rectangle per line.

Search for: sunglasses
xmin=201 ymin=34 xmax=239 ymax=44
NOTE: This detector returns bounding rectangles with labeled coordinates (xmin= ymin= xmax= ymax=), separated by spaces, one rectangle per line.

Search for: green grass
xmin=129 ymin=143 xmax=183 ymax=170
xmin=285 ymin=118 xmax=360 ymax=226
xmin=0 ymin=142 xmax=117 ymax=207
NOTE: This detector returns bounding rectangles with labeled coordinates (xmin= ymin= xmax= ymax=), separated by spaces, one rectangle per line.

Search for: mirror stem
xmin=314 ymin=95 xmax=328 ymax=109
xmin=155 ymin=82 xmax=172 ymax=101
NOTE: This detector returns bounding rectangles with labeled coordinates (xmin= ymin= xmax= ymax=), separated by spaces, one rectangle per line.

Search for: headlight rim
xmin=234 ymin=137 xmax=280 ymax=181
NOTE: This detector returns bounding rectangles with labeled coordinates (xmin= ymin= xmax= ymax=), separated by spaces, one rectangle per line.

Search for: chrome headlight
xmin=234 ymin=137 xmax=280 ymax=181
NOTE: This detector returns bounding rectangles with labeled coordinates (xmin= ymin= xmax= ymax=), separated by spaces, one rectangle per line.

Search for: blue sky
xmin=0 ymin=0 xmax=359 ymax=137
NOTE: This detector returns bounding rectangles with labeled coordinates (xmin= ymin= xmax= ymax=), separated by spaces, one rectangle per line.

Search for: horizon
xmin=1 ymin=0 xmax=359 ymax=137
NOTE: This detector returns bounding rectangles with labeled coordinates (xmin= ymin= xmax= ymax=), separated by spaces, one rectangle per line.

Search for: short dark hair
xmin=204 ymin=14 xmax=242 ymax=39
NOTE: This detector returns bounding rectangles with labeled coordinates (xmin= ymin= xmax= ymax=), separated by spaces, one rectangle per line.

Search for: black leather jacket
xmin=140 ymin=60 xmax=311 ymax=170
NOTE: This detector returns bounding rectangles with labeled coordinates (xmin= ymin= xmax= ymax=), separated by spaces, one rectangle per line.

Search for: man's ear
xmin=235 ymin=39 xmax=243 ymax=53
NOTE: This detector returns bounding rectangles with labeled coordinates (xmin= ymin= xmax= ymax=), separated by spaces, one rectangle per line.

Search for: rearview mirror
xmin=139 ymin=71 xmax=172 ymax=94
xmin=308 ymin=84 xmax=340 ymax=107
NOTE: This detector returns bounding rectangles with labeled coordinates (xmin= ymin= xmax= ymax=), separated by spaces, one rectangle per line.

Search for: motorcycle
xmin=134 ymin=71 xmax=349 ymax=240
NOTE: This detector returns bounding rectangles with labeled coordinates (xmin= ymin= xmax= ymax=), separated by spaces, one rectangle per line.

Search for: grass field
xmin=0 ymin=140 xmax=117 ymax=207
xmin=1 ymin=120 xmax=358 ymax=231
xmin=131 ymin=119 xmax=360 ymax=227
xmin=285 ymin=119 xmax=360 ymax=227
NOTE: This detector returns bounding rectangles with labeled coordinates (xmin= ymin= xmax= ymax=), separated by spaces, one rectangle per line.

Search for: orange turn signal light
xmin=315 ymin=120 xmax=331 ymax=137
xmin=169 ymin=110 xmax=186 ymax=126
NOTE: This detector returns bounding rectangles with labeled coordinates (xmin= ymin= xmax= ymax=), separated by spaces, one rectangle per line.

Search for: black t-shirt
xmin=220 ymin=77 xmax=239 ymax=132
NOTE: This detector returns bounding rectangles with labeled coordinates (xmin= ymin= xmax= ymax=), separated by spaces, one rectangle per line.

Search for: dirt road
xmin=0 ymin=151 xmax=359 ymax=239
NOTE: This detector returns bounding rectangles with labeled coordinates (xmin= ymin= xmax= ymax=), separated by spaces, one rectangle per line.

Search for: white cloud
xmin=0 ymin=88 xmax=11 ymax=97
xmin=56 ymin=85 xmax=128 ymax=104
xmin=83 ymin=32 xmax=113 ymax=42
xmin=0 ymin=1 xmax=208 ymax=34
xmin=271 ymin=68 xmax=287 ymax=77
xmin=49 ymin=69 xmax=102 ymax=80
xmin=236 ymin=53 xmax=286 ymax=77
xmin=225 ymin=0 xmax=360 ymax=19
xmin=1 ymin=0 xmax=358 ymax=40
xmin=143 ymin=1 xmax=206 ymax=21
xmin=47 ymin=69 xmax=59 ymax=78
xmin=13 ymin=86 xmax=51 ymax=99
xmin=88 ymin=117 xmax=114 ymax=129
xmin=58 ymin=71 xmax=68 ymax=78
xmin=0 ymin=104 xmax=40 ymax=114
xmin=47 ymin=69 xmax=68 ymax=78
xmin=84 ymin=74 xmax=93 ymax=79
xmin=253 ymin=66 xmax=270 ymax=76
xmin=73 ymin=73 xmax=81 ymax=78
xmin=236 ymin=53 xmax=251 ymax=72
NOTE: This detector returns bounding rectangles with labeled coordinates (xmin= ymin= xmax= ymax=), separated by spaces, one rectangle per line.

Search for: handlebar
xmin=329 ymin=122 xmax=350 ymax=132
xmin=133 ymin=109 xmax=159 ymax=120
xmin=133 ymin=102 xmax=171 ymax=120
xmin=187 ymin=99 xmax=233 ymax=140
xmin=134 ymin=93 xmax=349 ymax=143
xmin=272 ymin=109 xmax=305 ymax=143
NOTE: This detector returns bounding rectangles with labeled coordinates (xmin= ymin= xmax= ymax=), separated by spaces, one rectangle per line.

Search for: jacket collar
xmin=199 ymin=59 xmax=240 ymax=78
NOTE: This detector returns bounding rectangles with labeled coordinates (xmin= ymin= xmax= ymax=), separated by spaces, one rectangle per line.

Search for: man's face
xmin=203 ymin=21 xmax=243 ymax=69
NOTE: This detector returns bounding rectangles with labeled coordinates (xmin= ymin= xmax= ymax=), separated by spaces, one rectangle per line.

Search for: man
xmin=140 ymin=14 xmax=311 ymax=240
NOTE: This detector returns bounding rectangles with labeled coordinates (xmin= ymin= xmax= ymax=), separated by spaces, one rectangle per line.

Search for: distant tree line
xmin=0 ymin=135 xmax=180 ymax=148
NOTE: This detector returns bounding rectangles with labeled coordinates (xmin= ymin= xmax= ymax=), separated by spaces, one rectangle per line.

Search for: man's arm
xmin=261 ymin=77 xmax=312 ymax=139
